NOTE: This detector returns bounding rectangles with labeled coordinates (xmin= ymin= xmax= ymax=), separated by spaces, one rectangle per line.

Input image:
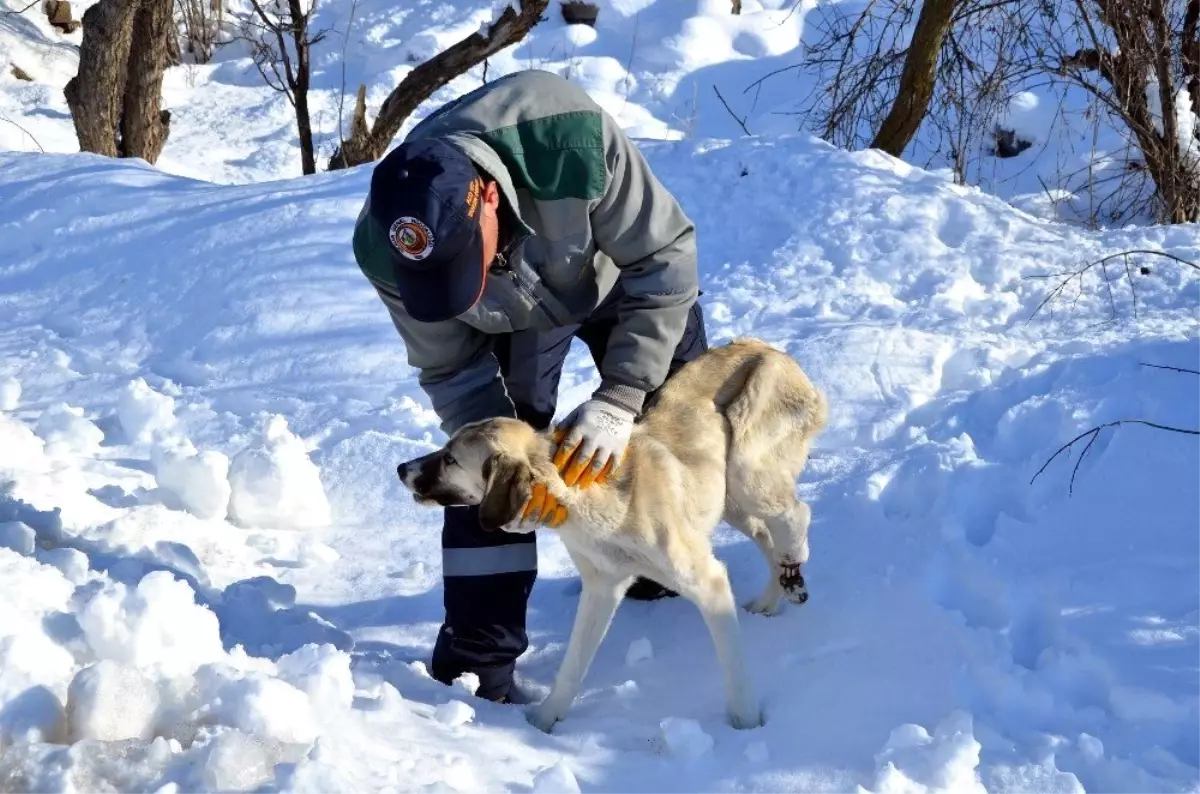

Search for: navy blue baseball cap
xmin=367 ymin=138 xmax=488 ymax=323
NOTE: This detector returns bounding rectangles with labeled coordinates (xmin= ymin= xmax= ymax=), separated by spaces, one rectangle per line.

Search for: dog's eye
xmin=444 ymin=453 xmax=457 ymax=467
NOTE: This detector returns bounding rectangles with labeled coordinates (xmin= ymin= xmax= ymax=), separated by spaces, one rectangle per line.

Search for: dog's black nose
xmin=396 ymin=462 xmax=408 ymax=482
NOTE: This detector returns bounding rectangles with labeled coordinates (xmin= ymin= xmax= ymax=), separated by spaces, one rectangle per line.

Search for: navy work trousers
xmin=430 ymin=298 xmax=709 ymax=702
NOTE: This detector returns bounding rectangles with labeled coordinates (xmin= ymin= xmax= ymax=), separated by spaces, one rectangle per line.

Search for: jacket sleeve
xmin=370 ymin=278 xmax=515 ymax=436
xmin=587 ymin=115 xmax=699 ymax=415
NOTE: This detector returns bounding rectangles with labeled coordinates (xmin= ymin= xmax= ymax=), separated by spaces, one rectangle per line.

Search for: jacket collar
xmin=442 ymin=132 xmax=535 ymax=240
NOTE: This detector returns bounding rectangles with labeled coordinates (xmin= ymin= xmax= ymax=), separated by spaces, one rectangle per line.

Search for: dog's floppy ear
xmin=478 ymin=453 xmax=533 ymax=532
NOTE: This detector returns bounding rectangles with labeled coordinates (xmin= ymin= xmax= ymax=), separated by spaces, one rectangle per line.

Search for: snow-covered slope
xmin=1 ymin=0 xmax=810 ymax=183
xmin=2 ymin=0 xmax=1175 ymax=224
xmin=0 ymin=135 xmax=1197 ymax=791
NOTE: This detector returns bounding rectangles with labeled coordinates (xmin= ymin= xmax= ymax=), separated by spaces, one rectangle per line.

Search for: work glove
xmin=518 ymin=483 xmax=568 ymax=528
xmin=552 ymin=399 xmax=636 ymax=488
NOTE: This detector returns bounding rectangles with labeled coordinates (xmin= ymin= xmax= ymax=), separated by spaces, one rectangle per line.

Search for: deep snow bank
xmin=0 ymin=135 xmax=1196 ymax=792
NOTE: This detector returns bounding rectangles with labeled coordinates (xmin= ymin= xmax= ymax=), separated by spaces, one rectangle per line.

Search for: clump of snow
xmin=745 ymin=741 xmax=770 ymax=764
xmin=0 ymin=412 xmax=44 ymax=468
xmin=228 ymin=415 xmax=332 ymax=530
xmin=195 ymin=728 xmax=285 ymax=791
xmin=532 ymin=761 xmax=582 ymax=793
xmin=0 ymin=684 xmax=67 ymax=746
xmin=117 ymin=378 xmax=177 ymax=444
xmin=188 ymin=664 xmax=318 ymax=746
xmin=435 ymin=700 xmax=475 ymax=727
xmin=626 ymin=637 xmax=653 ymax=666
xmin=399 ymin=560 xmax=426 ymax=580
xmin=0 ymin=521 xmax=35 ymax=556
xmin=34 ymin=403 xmax=103 ymax=456
xmin=869 ymin=711 xmax=988 ymax=794
xmin=152 ymin=436 xmax=232 ymax=520
xmin=75 ymin=571 xmax=224 ymax=680
xmin=66 ymin=660 xmax=161 ymax=742
xmin=276 ymin=643 xmax=355 ymax=711
xmin=452 ymin=672 xmax=480 ymax=697
xmin=35 ymin=547 xmax=90 ymax=584
xmin=0 ymin=376 xmax=20 ymax=411
xmin=658 ymin=717 xmax=714 ymax=759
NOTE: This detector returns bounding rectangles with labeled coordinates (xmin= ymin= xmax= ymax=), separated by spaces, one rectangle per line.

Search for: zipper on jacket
xmin=493 ymin=245 xmax=558 ymax=327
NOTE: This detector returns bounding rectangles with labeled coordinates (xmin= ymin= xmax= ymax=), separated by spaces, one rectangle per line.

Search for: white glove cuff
xmin=592 ymin=380 xmax=647 ymax=416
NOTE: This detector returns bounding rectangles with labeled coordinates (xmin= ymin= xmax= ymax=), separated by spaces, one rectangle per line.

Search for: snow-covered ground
xmin=1 ymin=0 xmax=1199 ymax=786
xmin=0 ymin=129 xmax=1197 ymax=790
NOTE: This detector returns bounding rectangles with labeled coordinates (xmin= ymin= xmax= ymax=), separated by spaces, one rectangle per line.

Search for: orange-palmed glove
xmin=552 ymin=399 xmax=635 ymax=488
xmin=520 ymin=482 xmax=568 ymax=528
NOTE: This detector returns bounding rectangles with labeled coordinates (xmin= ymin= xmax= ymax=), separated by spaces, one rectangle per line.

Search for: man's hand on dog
xmin=552 ymin=399 xmax=635 ymax=488
xmin=518 ymin=482 xmax=567 ymax=529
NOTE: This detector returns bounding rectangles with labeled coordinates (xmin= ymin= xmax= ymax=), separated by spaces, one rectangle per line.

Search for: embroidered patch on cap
xmin=465 ymin=177 xmax=482 ymax=219
xmin=389 ymin=217 xmax=435 ymax=260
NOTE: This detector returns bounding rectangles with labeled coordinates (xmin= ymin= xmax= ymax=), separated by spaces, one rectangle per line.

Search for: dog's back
xmin=639 ymin=337 xmax=827 ymax=482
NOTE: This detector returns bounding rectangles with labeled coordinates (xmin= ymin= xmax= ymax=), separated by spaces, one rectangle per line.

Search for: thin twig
xmin=336 ymin=0 xmax=360 ymax=157
xmin=1 ymin=0 xmax=40 ymax=14
xmin=1031 ymin=419 xmax=1200 ymax=495
xmin=742 ymin=62 xmax=804 ymax=96
xmin=1025 ymin=249 xmax=1200 ymax=323
xmin=713 ymin=84 xmax=751 ymax=136
xmin=0 ymin=110 xmax=44 ymax=152
xmin=1140 ymin=362 xmax=1200 ymax=375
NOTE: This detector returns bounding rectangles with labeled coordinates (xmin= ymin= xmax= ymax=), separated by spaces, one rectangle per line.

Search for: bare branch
xmin=1031 ymin=419 xmax=1200 ymax=495
xmin=713 ymin=84 xmax=752 ymax=135
xmin=0 ymin=109 xmax=44 ymax=152
xmin=328 ymin=0 xmax=550 ymax=170
xmin=1025 ymin=249 xmax=1198 ymax=322
xmin=1140 ymin=362 xmax=1200 ymax=375
xmin=1 ymin=0 xmax=40 ymax=14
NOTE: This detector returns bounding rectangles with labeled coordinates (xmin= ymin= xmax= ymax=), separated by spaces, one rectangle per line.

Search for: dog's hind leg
xmin=730 ymin=469 xmax=814 ymax=607
xmin=528 ymin=558 xmax=631 ymax=734
xmin=763 ymin=498 xmax=812 ymax=605
xmin=674 ymin=553 xmax=762 ymax=729
xmin=724 ymin=503 xmax=785 ymax=616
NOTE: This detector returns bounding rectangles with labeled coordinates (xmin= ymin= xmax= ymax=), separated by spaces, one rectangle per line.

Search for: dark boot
xmin=625 ymin=576 xmax=678 ymax=600
xmin=432 ymin=504 xmax=538 ymax=704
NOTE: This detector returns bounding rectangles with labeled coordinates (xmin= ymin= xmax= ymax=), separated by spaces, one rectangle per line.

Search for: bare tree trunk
xmin=1064 ymin=0 xmax=1199 ymax=222
xmin=287 ymin=0 xmax=315 ymax=174
xmin=327 ymin=0 xmax=549 ymax=170
xmin=121 ymin=0 xmax=173 ymax=163
xmin=166 ymin=19 xmax=182 ymax=66
xmin=869 ymin=0 xmax=958 ymax=157
xmin=1183 ymin=0 xmax=1199 ymax=128
xmin=64 ymin=0 xmax=139 ymax=157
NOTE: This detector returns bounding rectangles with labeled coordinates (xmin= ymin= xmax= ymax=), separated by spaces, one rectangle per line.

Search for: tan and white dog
xmin=396 ymin=337 xmax=828 ymax=732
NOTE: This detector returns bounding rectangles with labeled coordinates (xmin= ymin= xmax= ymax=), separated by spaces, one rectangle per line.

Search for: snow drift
xmin=0 ymin=134 xmax=1196 ymax=792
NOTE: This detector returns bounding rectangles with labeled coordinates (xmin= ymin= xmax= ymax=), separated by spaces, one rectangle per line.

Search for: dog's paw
xmin=729 ymin=706 xmax=764 ymax=731
xmin=743 ymin=595 xmax=782 ymax=616
xmin=779 ymin=559 xmax=808 ymax=605
xmin=525 ymin=703 xmax=563 ymax=734
xmin=784 ymin=583 xmax=809 ymax=605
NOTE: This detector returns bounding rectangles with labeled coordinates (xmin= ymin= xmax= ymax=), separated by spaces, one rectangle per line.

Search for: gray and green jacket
xmin=352 ymin=69 xmax=699 ymax=436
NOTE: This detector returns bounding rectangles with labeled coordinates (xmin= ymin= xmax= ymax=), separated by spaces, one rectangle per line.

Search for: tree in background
xmin=176 ymin=0 xmax=223 ymax=63
xmin=790 ymin=0 xmax=1198 ymax=224
xmin=869 ymin=0 xmax=958 ymax=157
xmin=793 ymin=0 xmax=1038 ymax=180
xmin=64 ymin=0 xmax=173 ymax=163
xmin=1053 ymin=0 xmax=1199 ymax=223
xmin=327 ymin=0 xmax=549 ymax=170
xmin=237 ymin=0 xmax=327 ymax=175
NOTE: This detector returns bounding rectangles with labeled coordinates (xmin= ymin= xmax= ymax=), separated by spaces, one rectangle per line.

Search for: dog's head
xmin=396 ymin=417 xmax=540 ymax=532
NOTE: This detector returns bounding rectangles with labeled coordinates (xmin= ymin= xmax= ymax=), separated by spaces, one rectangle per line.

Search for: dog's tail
xmin=724 ymin=338 xmax=828 ymax=464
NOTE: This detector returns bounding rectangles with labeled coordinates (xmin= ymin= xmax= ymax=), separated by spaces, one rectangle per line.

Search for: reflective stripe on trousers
xmin=442 ymin=543 xmax=538 ymax=577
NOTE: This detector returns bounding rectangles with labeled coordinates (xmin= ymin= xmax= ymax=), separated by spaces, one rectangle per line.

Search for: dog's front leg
xmin=528 ymin=565 xmax=629 ymax=733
